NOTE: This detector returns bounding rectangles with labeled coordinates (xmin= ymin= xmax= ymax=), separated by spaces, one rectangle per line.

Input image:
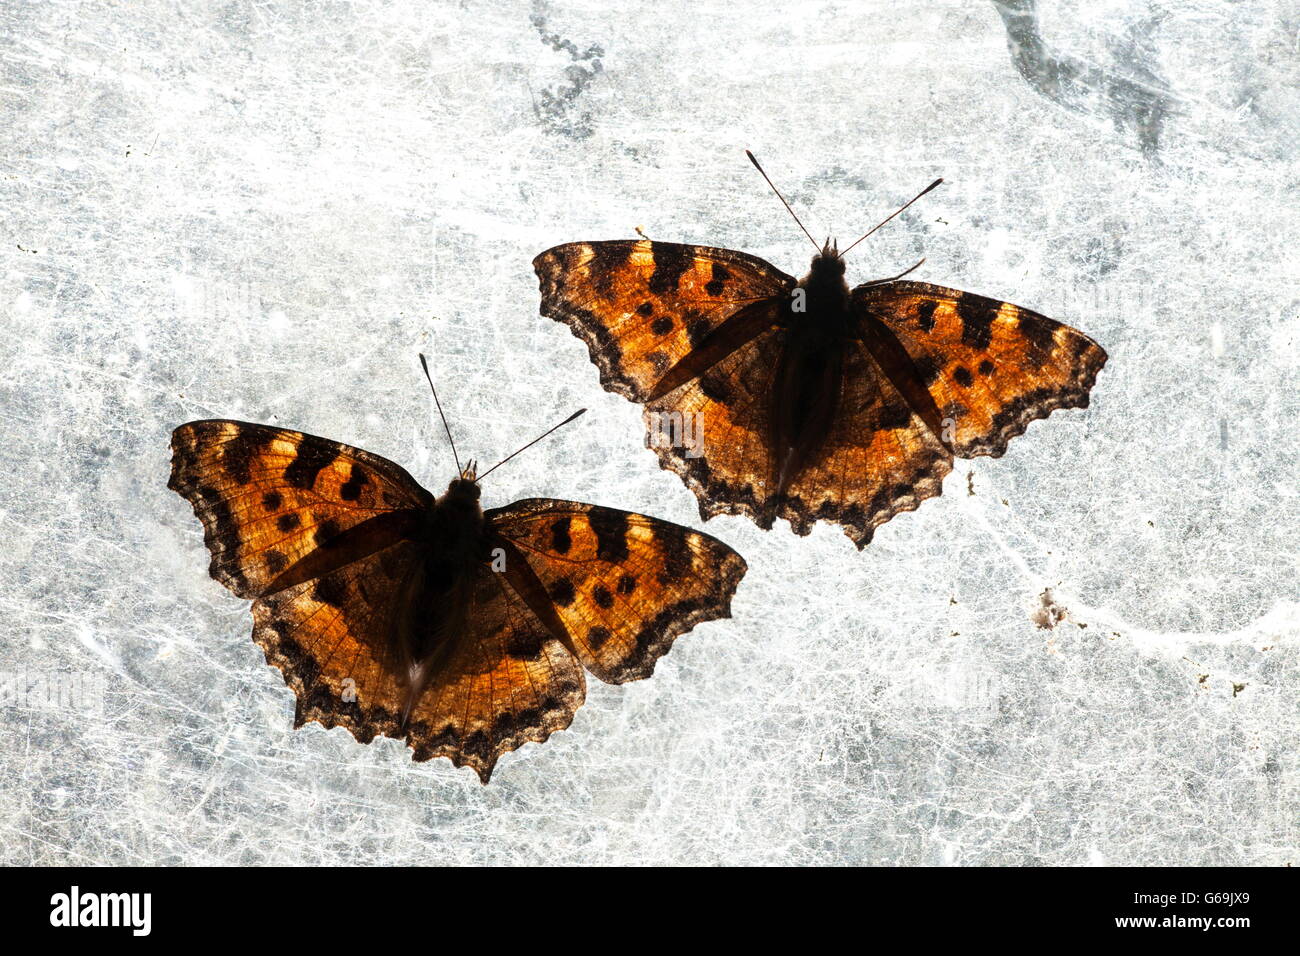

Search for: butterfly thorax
xmin=767 ymin=251 xmax=852 ymax=494
xmin=429 ymin=478 xmax=487 ymax=561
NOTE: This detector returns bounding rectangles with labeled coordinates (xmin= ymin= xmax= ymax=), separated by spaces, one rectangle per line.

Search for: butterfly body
xmin=169 ymin=419 xmax=746 ymax=782
xmin=535 ymin=235 xmax=1107 ymax=548
xmin=771 ymin=245 xmax=855 ymax=496
xmin=390 ymin=476 xmax=488 ymax=724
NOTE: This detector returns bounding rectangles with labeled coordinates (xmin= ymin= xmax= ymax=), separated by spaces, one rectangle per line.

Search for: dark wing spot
xmin=646 ymin=351 xmax=670 ymax=372
xmin=588 ymin=509 xmax=630 ymax=563
xmin=1018 ymin=311 xmax=1057 ymax=365
xmin=617 ymin=574 xmax=637 ymax=595
xmin=686 ymin=315 xmax=711 ymax=347
xmin=636 ymin=301 xmax=654 ymax=317
xmin=1070 ymin=334 xmax=1096 ymax=361
xmin=916 ymin=300 xmax=938 ymax=333
xmin=876 ymin=401 xmax=914 ymax=430
xmin=264 ymin=550 xmax=287 ymax=575
xmin=267 ymin=616 xmax=293 ymax=642
xmin=704 ymin=262 xmax=730 ymax=296
xmin=953 ymin=365 xmax=973 ymax=387
xmin=311 ymin=575 xmax=347 ymax=608
xmin=653 ymin=522 xmax=692 ymax=583
xmin=339 ymin=465 xmax=368 ymax=501
xmin=314 ymin=518 xmax=341 ymax=547
xmin=550 ymin=517 xmax=572 ymax=555
xmin=589 ymin=244 xmax=634 ymax=298
xmin=221 ymin=429 xmax=274 ymax=485
xmin=586 ymin=626 xmax=612 ymax=651
xmin=462 ymin=730 xmax=492 ymax=761
xmin=277 ymin=513 xmax=301 ymax=533
xmin=262 ymin=491 xmax=283 ymax=511
xmin=283 ymin=442 xmax=340 ymax=491
xmin=592 ymin=584 xmax=614 ymax=609
xmin=699 ymin=372 xmax=730 ymax=403
xmin=650 ymin=316 xmax=674 ymax=336
xmin=491 ymin=710 xmax=520 ymax=740
xmin=506 ymin=630 xmax=544 ymax=661
xmin=978 ymin=359 xmax=995 ymax=376
xmin=957 ymin=293 xmax=998 ymax=350
xmin=549 ymin=578 xmax=576 ymax=607
xmin=648 ymin=244 xmax=692 ymax=294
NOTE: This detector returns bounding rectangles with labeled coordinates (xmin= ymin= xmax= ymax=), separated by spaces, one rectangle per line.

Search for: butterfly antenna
xmin=746 ymin=150 xmax=820 ymax=253
xmin=476 ymin=409 xmax=587 ymax=482
xmin=418 ymin=353 xmax=463 ymax=477
xmin=838 ymin=177 xmax=943 ymax=260
xmin=858 ymin=257 xmax=927 ymax=288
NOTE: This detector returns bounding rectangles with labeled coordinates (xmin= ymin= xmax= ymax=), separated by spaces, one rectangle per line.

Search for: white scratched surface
xmin=1 ymin=0 xmax=1296 ymax=865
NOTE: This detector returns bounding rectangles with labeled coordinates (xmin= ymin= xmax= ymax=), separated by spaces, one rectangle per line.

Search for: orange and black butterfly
xmin=534 ymin=153 xmax=1107 ymax=548
xmin=168 ymin=362 xmax=746 ymax=783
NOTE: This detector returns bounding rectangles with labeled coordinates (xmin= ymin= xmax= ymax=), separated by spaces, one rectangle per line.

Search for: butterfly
xmin=534 ymin=153 xmax=1107 ymax=548
xmin=167 ymin=371 xmax=746 ymax=783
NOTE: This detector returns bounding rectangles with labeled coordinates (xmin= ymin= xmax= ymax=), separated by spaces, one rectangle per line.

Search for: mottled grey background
xmin=2 ymin=0 xmax=1296 ymax=865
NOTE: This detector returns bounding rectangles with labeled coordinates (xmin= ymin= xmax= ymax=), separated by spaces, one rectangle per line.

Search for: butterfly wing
xmin=397 ymin=494 xmax=750 ymax=780
xmin=642 ymin=328 xmax=954 ymax=548
xmin=852 ymin=281 xmax=1108 ymax=458
xmin=640 ymin=321 xmax=785 ymax=522
xmin=250 ymin=549 xmax=587 ymax=784
xmin=168 ymin=420 xmax=433 ymax=598
xmin=170 ymin=421 xmax=436 ymax=751
xmin=403 ymin=566 xmax=587 ymax=784
xmin=485 ymin=499 xmax=747 ymax=684
xmin=248 ymin=537 xmax=429 ymax=751
xmin=643 ymin=278 xmax=1106 ymax=548
xmin=534 ymin=239 xmax=794 ymax=402
xmin=770 ymin=339 xmax=955 ymax=547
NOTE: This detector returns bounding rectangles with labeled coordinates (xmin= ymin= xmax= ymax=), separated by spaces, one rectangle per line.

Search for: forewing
xmin=168 ymin=420 xmax=432 ymax=598
xmin=534 ymin=239 xmax=794 ymax=402
xmin=486 ymin=499 xmax=747 ymax=684
xmin=853 ymin=281 xmax=1107 ymax=458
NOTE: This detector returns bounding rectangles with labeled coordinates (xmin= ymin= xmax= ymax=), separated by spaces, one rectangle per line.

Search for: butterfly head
xmin=446 ymin=460 xmax=481 ymax=500
xmin=805 ymin=240 xmax=848 ymax=294
xmin=811 ymin=237 xmax=847 ymax=274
